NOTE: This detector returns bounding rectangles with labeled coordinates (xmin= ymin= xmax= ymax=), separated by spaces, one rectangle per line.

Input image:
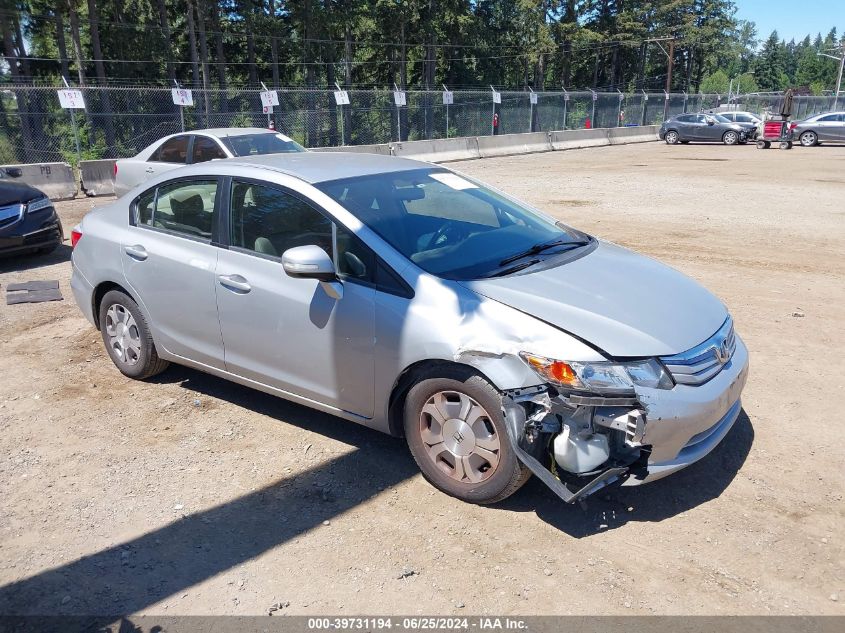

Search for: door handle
xmin=124 ymin=244 xmax=148 ymax=260
xmin=217 ymin=274 xmax=251 ymax=293
xmin=145 ymin=167 xmax=155 ymax=173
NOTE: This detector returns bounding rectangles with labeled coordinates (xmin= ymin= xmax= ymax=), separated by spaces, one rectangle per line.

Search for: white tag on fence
xmin=57 ymin=89 xmax=85 ymax=109
xmin=393 ymin=91 xmax=406 ymax=106
xmin=171 ymin=88 xmax=193 ymax=106
xmin=260 ymin=90 xmax=279 ymax=107
xmin=492 ymin=91 xmax=501 ymax=104
xmin=442 ymin=90 xmax=454 ymax=105
xmin=529 ymin=92 xmax=538 ymax=105
xmin=334 ymin=90 xmax=350 ymax=105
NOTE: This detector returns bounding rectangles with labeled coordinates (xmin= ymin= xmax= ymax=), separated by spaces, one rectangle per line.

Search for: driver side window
xmin=230 ymin=181 xmax=333 ymax=260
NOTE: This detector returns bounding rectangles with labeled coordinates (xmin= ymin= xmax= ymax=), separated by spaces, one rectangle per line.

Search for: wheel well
xmin=386 ymin=359 xmax=496 ymax=438
xmin=92 ymin=281 xmax=134 ymax=328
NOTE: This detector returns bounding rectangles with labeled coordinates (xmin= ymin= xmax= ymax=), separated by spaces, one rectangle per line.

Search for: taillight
xmin=113 ymin=162 xmax=118 ymax=177
xmin=71 ymin=228 xmax=82 ymax=248
xmin=789 ymin=123 xmax=797 ymax=130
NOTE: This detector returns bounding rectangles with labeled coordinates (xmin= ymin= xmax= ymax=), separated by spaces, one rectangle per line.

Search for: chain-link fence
xmin=0 ymin=84 xmax=840 ymax=165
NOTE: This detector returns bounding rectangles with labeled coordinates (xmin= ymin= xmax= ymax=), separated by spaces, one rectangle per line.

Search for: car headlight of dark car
xmin=26 ymin=196 xmax=53 ymax=214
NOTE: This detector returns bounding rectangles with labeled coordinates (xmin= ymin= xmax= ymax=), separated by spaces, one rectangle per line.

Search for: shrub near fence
xmin=0 ymin=84 xmax=839 ymax=165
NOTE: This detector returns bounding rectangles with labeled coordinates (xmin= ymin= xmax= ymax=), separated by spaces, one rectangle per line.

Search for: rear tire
xmin=722 ymin=131 xmax=739 ymax=145
xmin=98 ymin=290 xmax=169 ymax=380
xmin=799 ymin=131 xmax=818 ymax=147
xmin=404 ymin=365 xmax=530 ymax=504
xmin=756 ymin=140 xmax=767 ymax=149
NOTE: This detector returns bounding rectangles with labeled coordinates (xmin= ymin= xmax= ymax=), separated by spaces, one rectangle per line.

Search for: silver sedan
xmin=71 ymin=153 xmax=748 ymax=505
xmin=113 ymin=127 xmax=306 ymax=197
xmin=791 ymin=111 xmax=845 ymax=146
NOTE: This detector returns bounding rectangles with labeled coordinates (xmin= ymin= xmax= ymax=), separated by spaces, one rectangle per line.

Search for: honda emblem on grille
xmin=713 ymin=338 xmax=731 ymax=364
xmin=453 ymin=431 xmax=465 ymax=443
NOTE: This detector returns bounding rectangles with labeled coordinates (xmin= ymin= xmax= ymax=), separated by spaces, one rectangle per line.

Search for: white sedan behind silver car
xmin=113 ymin=127 xmax=306 ymax=197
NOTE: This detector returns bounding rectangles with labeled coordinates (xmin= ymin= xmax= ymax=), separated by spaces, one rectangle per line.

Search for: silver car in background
xmin=791 ymin=112 xmax=845 ymax=146
xmin=71 ymin=153 xmax=749 ymax=506
xmin=113 ymin=127 xmax=306 ymax=197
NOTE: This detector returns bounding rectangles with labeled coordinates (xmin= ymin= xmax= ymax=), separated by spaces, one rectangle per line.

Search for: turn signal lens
xmin=71 ymin=228 xmax=82 ymax=248
xmin=520 ymin=353 xmax=585 ymax=390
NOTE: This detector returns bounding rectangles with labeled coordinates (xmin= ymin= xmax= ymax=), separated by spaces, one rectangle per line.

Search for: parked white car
xmin=113 ymin=127 xmax=306 ymax=197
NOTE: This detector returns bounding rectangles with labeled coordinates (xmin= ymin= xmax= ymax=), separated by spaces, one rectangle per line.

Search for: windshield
xmin=221 ymin=133 xmax=306 ymax=157
xmin=316 ymin=168 xmax=591 ymax=280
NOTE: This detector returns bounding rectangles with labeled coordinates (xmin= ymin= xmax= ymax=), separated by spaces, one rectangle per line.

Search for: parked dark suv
xmin=659 ymin=113 xmax=747 ymax=145
xmin=0 ymin=168 xmax=64 ymax=256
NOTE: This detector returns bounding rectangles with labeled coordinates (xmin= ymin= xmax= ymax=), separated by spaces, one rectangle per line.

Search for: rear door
xmin=121 ymin=176 xmax=225 ymax=369
xmin=144 ymin=135 xmax=192 ymax=182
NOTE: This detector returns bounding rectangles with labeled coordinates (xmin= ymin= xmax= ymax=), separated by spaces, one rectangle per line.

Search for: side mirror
xmin=4 ymin=167 xmax=22 ymax=178
xmin=707 ymin=119 xmax=715 ymax=126
xmin=282 ymin=245 xmax=336 ymax=282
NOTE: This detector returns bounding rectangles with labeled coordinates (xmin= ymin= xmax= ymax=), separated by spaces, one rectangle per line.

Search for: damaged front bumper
xmin=501 ymin=336 xmax=749 ymax=503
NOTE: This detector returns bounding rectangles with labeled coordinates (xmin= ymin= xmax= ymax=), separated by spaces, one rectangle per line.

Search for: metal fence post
xmin=617 ymin=89 xmax=623 ymax=126
xmin=562 ymin=89 xmax=568 ymax=130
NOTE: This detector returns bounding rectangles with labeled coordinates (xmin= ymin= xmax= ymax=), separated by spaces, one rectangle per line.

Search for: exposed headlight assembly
xmin=519 ymin=352 xmax=674 ymax=394
xmin=27 ymin=197 xmax=53 ymax=214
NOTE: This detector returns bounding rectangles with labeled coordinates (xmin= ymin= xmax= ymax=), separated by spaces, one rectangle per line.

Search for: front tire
xmin=722 ymin=131 xmax=739 ymax=145
xmin=404 ymin=366 xmax=530 ymax=504
xmin=799 ymin=131 xmax=818 ymax=147
xmin=664 ymin=130 xmax=680 ymax=145
xmin=98 ymin=290 xmax=169 ymax=379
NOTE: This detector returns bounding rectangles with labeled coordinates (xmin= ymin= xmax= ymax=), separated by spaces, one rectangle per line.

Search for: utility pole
xmin=665 ymin=39 xmax=675 ymax=94
xmin=818 ymin=40 xmax=844 ymax=110
xmin=646 ymin=37 xmax=675 ymax=120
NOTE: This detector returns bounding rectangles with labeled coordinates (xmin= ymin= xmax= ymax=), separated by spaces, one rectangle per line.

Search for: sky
xmin=734 ymin=0 xmax=845 ymax=44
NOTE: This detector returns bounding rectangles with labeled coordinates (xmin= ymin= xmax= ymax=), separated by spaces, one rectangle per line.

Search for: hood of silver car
xmin=463 ymin=241 xmax=728 ymax=357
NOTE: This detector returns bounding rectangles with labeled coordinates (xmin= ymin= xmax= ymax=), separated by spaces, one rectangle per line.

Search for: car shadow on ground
xmin=0 ymin=244 xmax=71 ymax=274
xmin=0 ymin=365 xmax=419 ymax=617
xmin=499 ymin=410 xmax=754 ymax=537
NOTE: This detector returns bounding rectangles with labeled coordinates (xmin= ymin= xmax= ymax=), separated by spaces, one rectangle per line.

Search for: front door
xmin=121 ymin=177 xmax=225 ymax=369
xmin=214 ymin=179 xmax=376 ymax=418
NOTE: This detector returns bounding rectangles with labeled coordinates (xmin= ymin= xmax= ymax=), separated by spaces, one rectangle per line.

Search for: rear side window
xmin=818 ymin=114 xmax=842 ymax=122
xmin=191 ymin=136 xmax=227 ymax=163
xmin=134 ymin=180 xmax=218 ymax=240
xmin=151 ymin=136 xmax=190 ymax=163
xmin=676 ymin=115 xmax=694 ymax=123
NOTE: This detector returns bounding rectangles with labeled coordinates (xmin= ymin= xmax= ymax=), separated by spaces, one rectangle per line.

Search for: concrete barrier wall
xmin=392 ymin=137 xmax=480 ymax=162
xmin=607 ymin=125 xmax=660 ymax=145
xmin=311 ymin=125 xmax=657 ymax=163
xmin=312 ymin=143 xmax=392 ymax=156
xmin=0 ymin=163 xmax=77 ymax=201
xmin=80 ymin=159 xmax=117 ymax=196
xmin=476 ymin=132 xmax=552 ymax=159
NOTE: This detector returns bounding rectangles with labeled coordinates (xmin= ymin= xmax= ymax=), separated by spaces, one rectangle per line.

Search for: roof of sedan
xmin=190 ymin=127 xmax=278 ymax=137
xmin=225 ymin=151 xmax=434 ymax=184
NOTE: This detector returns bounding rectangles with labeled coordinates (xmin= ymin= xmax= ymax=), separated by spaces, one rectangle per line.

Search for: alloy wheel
xmin=665 ymin=131 xmax=679 ymax=144
xmin=800 ymin=131 xmax=817 ymax=147
xmin=105 ymin=303 xmax=142 ymax=366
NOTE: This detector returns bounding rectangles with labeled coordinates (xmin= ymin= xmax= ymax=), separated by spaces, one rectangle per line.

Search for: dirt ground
xmin=0 ymin=142 xmax=842 ymax=617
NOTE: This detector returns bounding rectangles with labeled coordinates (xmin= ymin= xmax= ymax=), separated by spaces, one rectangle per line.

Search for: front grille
xmin=0 ymin=203 xmax=24 ymax=229
xmin=661 ymin=317 xmax=736 ymax=387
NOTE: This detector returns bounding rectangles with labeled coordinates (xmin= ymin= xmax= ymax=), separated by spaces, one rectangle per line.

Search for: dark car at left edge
xmin=0 ymin=168 xmax=64 ymax=257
